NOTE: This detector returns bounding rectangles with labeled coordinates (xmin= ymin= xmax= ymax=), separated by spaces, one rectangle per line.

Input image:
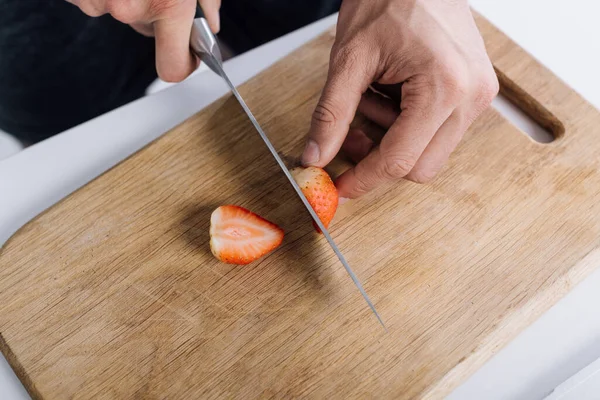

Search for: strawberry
xmin=210 ymin=205 xmax=284 ymax=265
xmin=290 ymin=166 xmax=339 ymax=233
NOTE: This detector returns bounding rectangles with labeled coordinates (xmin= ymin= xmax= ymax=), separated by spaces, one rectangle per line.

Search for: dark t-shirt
xmin=0 ymin=0 xmax=340 ymax=143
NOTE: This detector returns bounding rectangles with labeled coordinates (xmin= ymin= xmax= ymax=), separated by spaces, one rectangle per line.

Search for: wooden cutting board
xmin=1 ymin=13 xmax=600 ymax=399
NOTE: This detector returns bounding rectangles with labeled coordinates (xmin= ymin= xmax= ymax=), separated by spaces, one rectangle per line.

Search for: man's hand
xmin=301 ymin=0 xmax=499 ymax=200
xmin=67 ymin=0 xmax=221 ymax=82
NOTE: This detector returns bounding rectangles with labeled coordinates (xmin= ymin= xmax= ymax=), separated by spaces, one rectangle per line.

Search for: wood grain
xmin=1 ymin=13 xmax=600 ymax=399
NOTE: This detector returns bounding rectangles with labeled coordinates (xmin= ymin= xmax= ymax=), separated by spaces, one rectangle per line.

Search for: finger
xmin=301 ymin=46 xmax=372 ymax=167
xmin=342 ymin=128 xmax=374 ymax=164
xmin=405 ymin=109 xmax=468 ymax=183
xmin=199 ymin=0 xmax=221 ymax=33
xmin=403 ymin=71 xmax=499 ymax=183
xmin=358 ymin=89 xmax=400 ymax=129
xmin=359 ymin=118 xmax=386 ymax=145
xmin=154 ymin=4 xmax=197 ymax=82
xmin=349 ymin=111 xmax=385 ymax=144
xmin=335 ymin=80 xmax=455 ymax=199
xmin=130 ymin=22 xmax=154 ymax=37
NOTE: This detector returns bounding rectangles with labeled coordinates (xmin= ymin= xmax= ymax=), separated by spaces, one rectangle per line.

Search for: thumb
xmin=302 ymin=48 xmax=370 ymax=167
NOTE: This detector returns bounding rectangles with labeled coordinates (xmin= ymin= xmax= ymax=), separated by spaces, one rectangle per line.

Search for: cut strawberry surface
xmin=210 ymin=205 xmax=284 ymax=265
xmin=290 ymin=166 xmax=339 ymax=233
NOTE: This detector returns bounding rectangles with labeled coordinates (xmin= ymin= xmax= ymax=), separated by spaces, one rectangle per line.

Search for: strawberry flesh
xmin=210 ymin=205 xmax=284 ymax=265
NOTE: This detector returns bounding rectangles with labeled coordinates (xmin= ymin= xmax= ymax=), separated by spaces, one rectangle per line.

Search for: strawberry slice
xmin=210 ymin=205 xmax=284 ymax=265
xmin=290 ymin=166 xmax=339 ymax=233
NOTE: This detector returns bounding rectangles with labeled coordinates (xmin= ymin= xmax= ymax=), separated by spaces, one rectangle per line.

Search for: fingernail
xmin=301 ymin=140 xmax=320 ymax=166
xmin=339 ymin=197 xmax=349 ymax=205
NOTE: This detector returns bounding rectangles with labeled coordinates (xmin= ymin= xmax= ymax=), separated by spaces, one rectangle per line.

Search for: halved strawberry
xmin=290 ymin=166 xmax=339 ymax=233
xmin=210 ymin=205 xmax=284 ymax=265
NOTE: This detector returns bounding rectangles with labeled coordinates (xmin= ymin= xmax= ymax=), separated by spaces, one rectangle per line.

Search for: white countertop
xmin=2 ymin=1 xmax=600 ymax=398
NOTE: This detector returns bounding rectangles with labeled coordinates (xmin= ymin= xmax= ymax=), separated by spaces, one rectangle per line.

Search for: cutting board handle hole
xmin=492 ymin=67 xmax=565 ymax=143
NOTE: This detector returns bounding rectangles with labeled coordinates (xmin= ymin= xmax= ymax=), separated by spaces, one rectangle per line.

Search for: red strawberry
xmin=210 ymin=205 xmax=284 ymax=265
xmin=290 ymin=166 xmax=339 ymax=233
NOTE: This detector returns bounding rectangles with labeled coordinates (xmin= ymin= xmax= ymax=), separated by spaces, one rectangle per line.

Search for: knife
xmin=190 ymin=6 xmax=386 ymax=329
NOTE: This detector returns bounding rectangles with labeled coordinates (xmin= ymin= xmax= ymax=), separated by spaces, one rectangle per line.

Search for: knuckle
xmin=432 ymin=55 xmax=469 ymax=106
xmin=330 ymin=39 xmax=370 ymax=81
xmin=440 ymin=69 xmax=469 ymax=106
xmin=475 ymin=73 xmax=500 ymax=106
xmin=148 ymin=0 xmax=181 ymax=16
xmin=332 ymin=41 xmax=361 ymax=69
xmin=352 ymin=166 xmax=375 ymax=197
xmin=403 ymin=76 xmax=437 ymax=110
xmin=381 ymin=153 xmax=416 ymax=179
xmin=353 ymin=177 xmax=371 ymax=197
xmin=407 ymin=167 xmax=438 ymax=184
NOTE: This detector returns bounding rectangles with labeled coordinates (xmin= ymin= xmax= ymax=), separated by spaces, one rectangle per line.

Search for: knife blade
xmin=190 ymin=12 xmax=386 ymax=329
